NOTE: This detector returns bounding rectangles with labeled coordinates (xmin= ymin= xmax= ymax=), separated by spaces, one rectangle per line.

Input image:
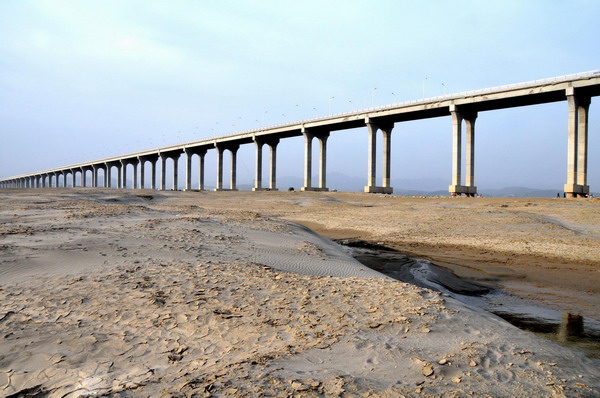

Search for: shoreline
xmin=298 ymin=220 xmax=600 ymax=321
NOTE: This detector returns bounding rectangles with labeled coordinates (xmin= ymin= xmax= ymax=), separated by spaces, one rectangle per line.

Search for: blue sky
xmin=1 ymin=0 xmax=599 ymax=191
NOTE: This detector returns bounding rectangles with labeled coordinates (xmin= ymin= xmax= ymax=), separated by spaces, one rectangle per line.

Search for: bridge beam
xmin=564 ymin=89 xmax=591 ymax=198
xmin=364 ymin=120 xmax=394 ymax=194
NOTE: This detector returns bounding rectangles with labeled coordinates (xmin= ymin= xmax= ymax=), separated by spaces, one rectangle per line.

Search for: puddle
xmin=338 ymin=239 xmax=600 ymax=360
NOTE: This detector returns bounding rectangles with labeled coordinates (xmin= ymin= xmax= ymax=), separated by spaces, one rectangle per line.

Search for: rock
xmin=291 ymin=381 xmax=309 ymax=391
xmin=422 ymin=365 xmax=434 ymax=377
xmin=438 ymin=358 xmax=447 ymax=365
xmin=452 ymin=376 xmax=462 ymax=383
xmin=469 ymin=360 xmax=477 ymax=367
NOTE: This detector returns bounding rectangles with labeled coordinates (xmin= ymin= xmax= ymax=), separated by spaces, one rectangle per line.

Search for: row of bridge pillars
xmin=0 ymin=96 xmax=592 ymax=196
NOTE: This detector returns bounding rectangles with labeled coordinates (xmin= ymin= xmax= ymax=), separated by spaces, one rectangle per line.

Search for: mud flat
xmin=0 ymin=189 xmax=599 ymax=397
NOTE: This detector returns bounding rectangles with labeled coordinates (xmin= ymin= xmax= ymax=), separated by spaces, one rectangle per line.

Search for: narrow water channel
xmin=338 ymin=239 xmax=600 ymax=361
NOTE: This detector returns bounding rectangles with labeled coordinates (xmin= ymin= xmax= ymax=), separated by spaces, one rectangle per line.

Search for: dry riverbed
xmin=0 ymin=189 xmax=598 ymax=397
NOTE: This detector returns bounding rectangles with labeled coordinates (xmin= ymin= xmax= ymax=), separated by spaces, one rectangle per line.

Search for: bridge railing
xmin=174 ymin=69 xmax=600 ymax=147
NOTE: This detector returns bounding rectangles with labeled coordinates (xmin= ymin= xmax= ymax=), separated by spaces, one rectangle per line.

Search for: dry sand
xmin=0 ymin=189 xmax=598 ymax=397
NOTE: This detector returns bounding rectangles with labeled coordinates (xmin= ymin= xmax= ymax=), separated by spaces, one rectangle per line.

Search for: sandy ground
xmin=0 ymin=189 xmax=599 ymax=397
xmin=190 ymin=191 xmax=600 ymax=320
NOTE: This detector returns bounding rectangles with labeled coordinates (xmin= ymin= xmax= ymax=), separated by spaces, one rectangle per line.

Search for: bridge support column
xmin=121 ymin=161 xmax=127 ymax=189
xmin=364 ymin=120 xmax=394 ymax=193
xmin=302 ymin=129 xmax=329 ymax=191
xmin=172 ymin=154 xmax=180 ymax=191
xmin=92 ymin=166 xmax=99 ymax=188
xmin=564 ymin=90 xmax=591 ymax=198
xmin=81 ymin=169 xmax=87 ymax=188
xmin=230 ymin=146 xmax=238 ymax=191
xmin=116 ymin=164 xmax=122 ymax=189
xmin=62 ymin=172 xmax=67 ymax=188
xmin=139 ymin=158 xmax=145 ymax=189
xmin=215 ymin=144 xmax=239 ymax=191
xmin=302 ymin=130 xmax=313 ymax=190
xmin=253 ymin=139 xmax=264 ymax=191
xmin=151 ymin=159 xmax=157 ymax=190
xmin=216 ymin=146 xmax=224 ymax=191
xmin=269 ymin=140 xmax=279 ymax=190
xmin=184 ymin=149 xmax=193 ymax=191
xmin=448 ymin=106 xmax=477 ymax=196
xmin=133 ymin=163 xmax=138 ymax=189
xmin=101 ymin=167 xmax=106 ymax=188
xmin=160 ymin=155 xmax=167 ymax=191
xmin=318 ymin=133 xmax=329 ymax=190
xmin=105 ymin=163 xmax=112 ymax=188
xmin=253 ymin=138 xmax=280 ymax=191
xmin=105 ymin=164 xmax=112 ymax=188
xmin=198 ymin=150 xmax=206 ymax=190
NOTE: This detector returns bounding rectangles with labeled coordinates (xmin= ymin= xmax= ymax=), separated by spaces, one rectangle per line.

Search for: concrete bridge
xmin=1 ymin=71 xmax=599 ymax=197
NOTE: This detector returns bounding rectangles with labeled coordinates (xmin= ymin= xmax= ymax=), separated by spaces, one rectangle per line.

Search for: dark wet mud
xmin=338 ymin=239 xmax=600 ymax=361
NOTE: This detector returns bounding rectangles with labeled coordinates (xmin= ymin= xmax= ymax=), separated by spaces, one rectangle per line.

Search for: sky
xmin=1 ymin=0 xmax=600 ymax=192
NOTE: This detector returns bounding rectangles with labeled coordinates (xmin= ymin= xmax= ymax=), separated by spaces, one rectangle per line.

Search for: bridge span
xmin=2 ymin=71 xmax=599 ymax=197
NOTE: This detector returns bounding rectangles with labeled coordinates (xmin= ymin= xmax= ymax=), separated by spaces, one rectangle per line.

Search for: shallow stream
xmin=338 ymin=239 xmax=600 ymax=361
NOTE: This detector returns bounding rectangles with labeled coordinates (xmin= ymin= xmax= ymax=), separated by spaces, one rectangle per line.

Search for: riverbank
xmin=1 ymin=189 xmax=599 ymax=396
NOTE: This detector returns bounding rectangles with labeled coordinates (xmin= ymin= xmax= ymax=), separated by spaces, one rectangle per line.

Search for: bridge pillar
xmin=92 ymin=166 xmax=99 ymax=188
xmin=139 ymin=158 xmax=145 ymax=189
xmin=160 ymin=154 xmax=167 ymax=191
xmin=253 ymin=139 xmax=264 ymax=190
xmin=214 ymin=144 xmax=239 ymax=191
xmin=172 ymin=153 xmax=180 ymax=191
xmin=230 ymin=146 xmax=238 ymax=191
xmin=302 ymin=129 xmax=329 ymax=191
xmin=318 ymin=133 xmax=329 ymax=190
xmin=151 ymin=158 xmax=157 ymax=190
xmin=269 ymin=140 xmax=279 ymax=190
xmin=105 ymin=166 xmax=111 ymax=188
xmin=62 ymin=172 xmax=67 ymax=188
xmin=121 ymin=160 xmax=128 ymax=189
xmin=364 ymin=120 xmax=394 ymax=193
xmin=116 ymin=163 xmax=122 ymax=189
xmin=302 ymin=130 xmax=313 ymax=190
xmin=133 ymin=162 xmax=138 ymax=189
xmin=105 ymin=164 xmax=112 ymax=188
xmin=252 ymin=138 xmax=279 ymax=191
xmin=198 ymin=150 xmax=207 ymax=190
xmin=448 ymin=106 xmax=477 ymax=196
xmin=564 ymin=90 xmax=591 ymax=198
xmin=184 ymin=149 xmax=193 ymax=191
xmin=80 ymin=168 xmax=87 ymax=188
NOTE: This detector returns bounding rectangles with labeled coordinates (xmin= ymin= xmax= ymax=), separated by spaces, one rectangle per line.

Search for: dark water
xmin=338 ymin=239 xmax=600 ymax=360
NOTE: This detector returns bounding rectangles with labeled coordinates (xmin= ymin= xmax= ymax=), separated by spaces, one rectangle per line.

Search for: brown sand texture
xmin=0 ymin=189 xmax=599 ymax=397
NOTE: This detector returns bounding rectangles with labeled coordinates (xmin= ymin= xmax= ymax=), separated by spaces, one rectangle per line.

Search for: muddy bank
xmin=338 ymin=238 xmax=600 ymax=361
